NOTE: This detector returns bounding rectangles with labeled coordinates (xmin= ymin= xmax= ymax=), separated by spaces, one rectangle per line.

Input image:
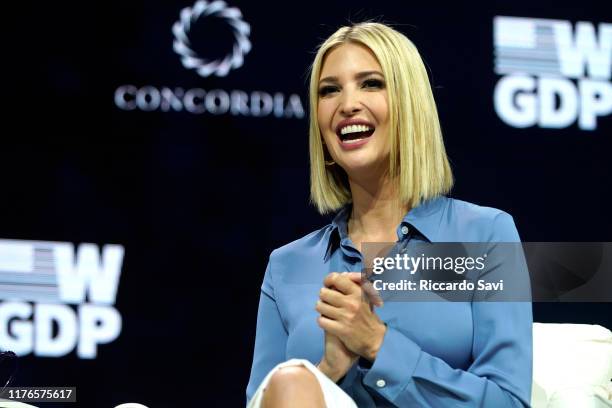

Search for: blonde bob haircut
xmin=309 ymin=22 xmax=453 ymax=214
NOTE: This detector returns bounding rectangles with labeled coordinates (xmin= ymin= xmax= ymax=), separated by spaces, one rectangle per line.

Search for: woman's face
xmin=317 ymin=42 xmax=390 ymax=176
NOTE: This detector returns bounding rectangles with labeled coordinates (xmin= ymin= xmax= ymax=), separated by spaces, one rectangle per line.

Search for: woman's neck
xmin=347 ymin=175 xmax=409 ymax=246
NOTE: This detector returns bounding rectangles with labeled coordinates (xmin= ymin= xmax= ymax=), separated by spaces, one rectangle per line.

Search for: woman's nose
xmin=339 ymin=90 xmax=362 ymax=115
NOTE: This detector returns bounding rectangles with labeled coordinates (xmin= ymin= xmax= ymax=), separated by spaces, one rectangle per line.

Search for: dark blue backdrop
xmin=2 ymin=0 xmax=611 ymax=406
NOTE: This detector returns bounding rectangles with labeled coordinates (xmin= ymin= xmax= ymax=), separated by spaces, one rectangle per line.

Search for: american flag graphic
xmin=494 ymin=16 xmax=565 ymax=76
xmin=0 ymin=240 xmax=62 ymax=303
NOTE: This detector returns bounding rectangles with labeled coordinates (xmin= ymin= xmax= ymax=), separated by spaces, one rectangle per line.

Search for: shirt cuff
xmin=336 ymin=364 xmax=359 ymax=394
xmin=362 ymin=325 xmax=421 ymax=403
xmin=358 ymin=356 xmax=373 ymax=369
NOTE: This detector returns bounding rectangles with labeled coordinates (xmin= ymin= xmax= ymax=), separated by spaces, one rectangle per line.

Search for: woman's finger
xmin=324 ymin=272 xmax=359 ymax=295
xmin=345 ymin=272 xmax=364 ymax=284
xmin=346 ymin=272 xmax=384 ymax=307
xmin=315 ymin=300 xmax=343 ymax=320
xmin=317 ymin=315 xmax=344 ymax=336
xmin=319 ymin=287 xmax=345 ymax=307
xmin=361 ymin=280 xmax=384 ymax=307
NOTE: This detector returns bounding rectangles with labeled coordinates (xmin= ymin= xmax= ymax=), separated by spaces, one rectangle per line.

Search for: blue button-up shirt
xmin=246 ymin=196 xmax=532 ymax=407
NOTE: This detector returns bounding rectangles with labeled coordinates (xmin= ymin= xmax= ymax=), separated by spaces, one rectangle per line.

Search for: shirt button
xmin=400 ymin=225 xmax=410 ymax=235
xmin=376 ymin=379 xmax=386 ymax=388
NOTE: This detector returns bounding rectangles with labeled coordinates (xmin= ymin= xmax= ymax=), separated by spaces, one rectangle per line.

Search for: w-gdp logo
xmin=493 ymin=16 xmax=611 ymax=131
xmin=0 ymin=239 xmax=124 ymax=359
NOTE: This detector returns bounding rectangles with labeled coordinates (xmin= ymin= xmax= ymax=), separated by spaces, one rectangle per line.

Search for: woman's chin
xmin=340 ymin=158 xmax=387 ymax=178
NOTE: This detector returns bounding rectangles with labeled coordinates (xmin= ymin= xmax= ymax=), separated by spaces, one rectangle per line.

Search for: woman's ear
xmin=323 ymin=143 xmax=336 ymax=166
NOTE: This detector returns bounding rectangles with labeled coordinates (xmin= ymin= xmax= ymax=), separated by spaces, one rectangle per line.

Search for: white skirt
xmin=0 ymin=399 xmax=38 ymax=408
xmin=247 ymin=359 xmax=358 ymax=408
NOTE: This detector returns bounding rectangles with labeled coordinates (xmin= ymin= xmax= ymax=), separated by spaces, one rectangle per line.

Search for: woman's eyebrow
xmin=318 ymin=76 xmax=339 ymax=84
xmin=355 ymin=70 xmax=384 ymax=79
xmin=319 ymin=70 xmax=384 ymax=85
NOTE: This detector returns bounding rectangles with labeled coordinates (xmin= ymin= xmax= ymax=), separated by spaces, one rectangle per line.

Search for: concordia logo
xmin=172 ymin=0 xmax=251 ymax=77
xmin=114 ymin=0 xmax=304 ymax=118
xmin=493 ymin=16 xmax=611 ymax=131
xmin=0 ymin=239 xmax=124 ymax=359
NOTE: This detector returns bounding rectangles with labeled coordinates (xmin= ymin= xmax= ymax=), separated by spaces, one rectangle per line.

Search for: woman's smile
xmin=336 ymin=118 xmax=376 ymax=150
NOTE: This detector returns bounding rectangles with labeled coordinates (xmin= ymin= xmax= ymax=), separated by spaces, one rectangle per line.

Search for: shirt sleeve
xmin=361 ymin=212 xmax=533 ymax=407
xmin=245 ymin=256 xmax=289 ymax=404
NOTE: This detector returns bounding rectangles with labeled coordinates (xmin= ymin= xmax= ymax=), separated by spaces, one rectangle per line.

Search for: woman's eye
xmin=318 ymin=86 xmax=339 ymax=97
xmin=362 ymin=79 xmax=385 ymax=89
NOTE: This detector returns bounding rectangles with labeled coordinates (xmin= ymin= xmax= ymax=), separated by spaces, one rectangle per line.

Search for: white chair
xmin=532 ymin=323 xmax=612 ymax=407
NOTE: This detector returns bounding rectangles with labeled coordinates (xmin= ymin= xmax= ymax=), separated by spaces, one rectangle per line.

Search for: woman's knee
xmin=263 ymin=366 xmax=325 ymax=407
xmin=268 ymin=366 xmax=318 ymax=391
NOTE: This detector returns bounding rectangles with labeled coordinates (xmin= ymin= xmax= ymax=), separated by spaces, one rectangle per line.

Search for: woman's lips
xmin=338 ymin=130 xmax=374 ymax=150
xmin=333 ymin=119 xmax=376 ymax=150
xmin=335 ymin=119 xmax=375 ymax=137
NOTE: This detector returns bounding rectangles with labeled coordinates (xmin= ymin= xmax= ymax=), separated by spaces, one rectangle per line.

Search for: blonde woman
xmin=246 ymin=22 xmax=532 ymax=408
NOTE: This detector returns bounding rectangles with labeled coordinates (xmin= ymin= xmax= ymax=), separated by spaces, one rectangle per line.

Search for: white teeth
xmin=343 ymin=138 xmax=365 ymax=144
xmin=340 ymin=124 xmax=373 ymax=135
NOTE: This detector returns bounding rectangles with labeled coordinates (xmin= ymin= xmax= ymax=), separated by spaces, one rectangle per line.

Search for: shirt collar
xmin=402 ymin=196 xmax=447 ymax=242
xmin=331 ymin=204 xmax=351 ymax=240
xmin=324 ymin=206 xmax=350 ymax=261
xmin=325 ymin=196 xmax=448 ymax=260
